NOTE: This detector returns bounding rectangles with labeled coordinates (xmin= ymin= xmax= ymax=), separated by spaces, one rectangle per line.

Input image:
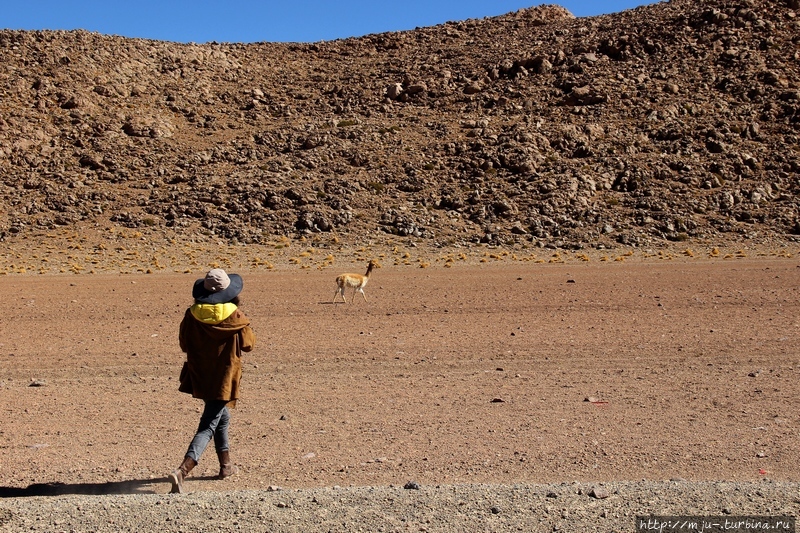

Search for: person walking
xmin=169 ymin=269 xmax=256 ymax=494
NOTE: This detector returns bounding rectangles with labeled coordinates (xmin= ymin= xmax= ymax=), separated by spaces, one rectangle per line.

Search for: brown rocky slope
xmin=0 ymin=0 xmax=799 ymax=266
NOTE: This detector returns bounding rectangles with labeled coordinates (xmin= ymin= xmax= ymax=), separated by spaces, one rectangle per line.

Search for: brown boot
xmin=168 ymin=456 xmax=196 ymax=494
xmin=217 ymin=450 xmax=239 ymax=479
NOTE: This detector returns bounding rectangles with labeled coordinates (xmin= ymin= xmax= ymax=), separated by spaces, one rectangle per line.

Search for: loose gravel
xmin=1 ymin=480 xmax=798 ymax=532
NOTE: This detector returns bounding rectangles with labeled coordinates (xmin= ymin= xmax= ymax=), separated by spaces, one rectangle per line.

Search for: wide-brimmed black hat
xmin=192 ymin=269 xmax=243 ymax=304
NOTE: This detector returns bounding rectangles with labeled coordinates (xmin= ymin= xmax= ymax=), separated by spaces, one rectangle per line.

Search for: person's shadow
xmin=0 ymin=477 xmax=169 ymax=497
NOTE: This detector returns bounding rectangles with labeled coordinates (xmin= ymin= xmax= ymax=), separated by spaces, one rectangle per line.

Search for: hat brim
xmin=192 ymin=273 xmax=243 ymax=304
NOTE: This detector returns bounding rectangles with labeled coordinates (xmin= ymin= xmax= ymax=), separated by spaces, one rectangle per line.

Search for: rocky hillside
xmin=1 ymin=0 xmax=799 ymax=253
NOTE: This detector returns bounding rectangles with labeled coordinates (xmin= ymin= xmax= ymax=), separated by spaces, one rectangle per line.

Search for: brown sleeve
xmin=239 ymin=326 xmax=256 ymax=353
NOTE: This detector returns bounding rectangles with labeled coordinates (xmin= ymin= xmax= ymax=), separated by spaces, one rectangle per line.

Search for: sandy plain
xmin=0 ymin=253 xmax=798 ymax=493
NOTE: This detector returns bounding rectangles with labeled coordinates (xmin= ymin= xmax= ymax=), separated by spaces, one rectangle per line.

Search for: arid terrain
xmin=8 ymin=253 xmax=800 ymax=491
xmin=1 ymin=0 xmax=799 ymax=258
xmin=1 ymin=254 xmax=799 ymax=531
xmin=1 ymin=0 xmax=800 ymax=529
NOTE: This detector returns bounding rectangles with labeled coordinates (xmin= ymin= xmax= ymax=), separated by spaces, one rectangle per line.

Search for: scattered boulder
xmin=0 ymin=0 xmax=797 ymax=252
xmin=122 ymin=117 xmax=174 ymax=138
xmin=561 ymin=85 xmax=608 ymax=106
xmin=386 ymin=83 xmax=404 ymax=100
xmin=589 ymin=486 xmax=611 ymax=499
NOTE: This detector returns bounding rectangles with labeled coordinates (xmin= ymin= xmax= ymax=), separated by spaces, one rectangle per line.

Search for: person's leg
xmin=170 ymin=400 xmax=227 ymax=493
xmin=212 ymin=405 xmax=231 ymax=453
xmin=185 ymin=400 xmax=228 ymax=462
xmin=213 ymin=405 xmax=239 ymax=479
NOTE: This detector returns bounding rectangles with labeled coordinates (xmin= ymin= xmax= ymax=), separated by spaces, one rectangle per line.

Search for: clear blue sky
xmin=3 ymin=1 xmax=657 ymax=44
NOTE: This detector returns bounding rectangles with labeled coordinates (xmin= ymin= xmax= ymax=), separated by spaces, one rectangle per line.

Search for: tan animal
xmin=333 ymin=260 xmax=378 ymax=303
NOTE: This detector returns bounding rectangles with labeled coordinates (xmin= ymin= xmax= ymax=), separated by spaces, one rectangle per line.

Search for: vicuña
xmin=333 ymin=260 xmax=378 ymax=303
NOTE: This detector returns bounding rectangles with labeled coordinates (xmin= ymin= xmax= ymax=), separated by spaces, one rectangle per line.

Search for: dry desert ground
xmin=1 ymin=253 xmax=799 ymax=531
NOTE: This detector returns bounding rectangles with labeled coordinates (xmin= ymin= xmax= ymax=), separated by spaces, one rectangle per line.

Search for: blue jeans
xmin=185 ymin=400 xmax=231 ymax=463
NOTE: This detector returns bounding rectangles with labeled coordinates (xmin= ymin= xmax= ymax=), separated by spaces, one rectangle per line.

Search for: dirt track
xmin=1 ymin=258 xmax=799 ymax=497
